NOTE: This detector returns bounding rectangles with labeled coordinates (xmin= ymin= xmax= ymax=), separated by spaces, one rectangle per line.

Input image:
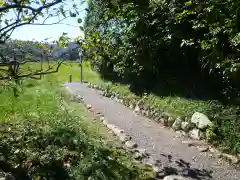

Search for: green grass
xmin=81 ymin=62 xmax=240 ymax=155
xmin=0 ymin=62 xmax=153 ymax=180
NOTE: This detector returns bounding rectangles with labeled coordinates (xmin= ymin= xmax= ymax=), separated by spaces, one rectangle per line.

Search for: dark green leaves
xmin=77 ymin=18 xmax=82 ymax=24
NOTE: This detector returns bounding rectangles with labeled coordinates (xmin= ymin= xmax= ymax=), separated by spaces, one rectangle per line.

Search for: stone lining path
xmin=65 ymin=82 xmax=240 ymax=180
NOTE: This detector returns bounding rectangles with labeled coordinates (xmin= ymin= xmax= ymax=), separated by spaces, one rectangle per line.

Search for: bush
xmin=0 ymin=70 xmax=151 ymax=180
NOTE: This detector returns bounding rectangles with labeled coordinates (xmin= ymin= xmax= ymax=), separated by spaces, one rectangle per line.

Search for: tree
xmin=83 ymin=0 xmax=240 ymax=100
xmin=0 ymin=0 xmax=85 ymax=96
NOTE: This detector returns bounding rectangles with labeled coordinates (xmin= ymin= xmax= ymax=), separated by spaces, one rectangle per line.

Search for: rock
xmin=141 ymin=110 xmax=146 ymax=116
xmin=134 ymin=148 xmax=148 ymax=158
xmin=63 ymin=162 xmax=71 ymax=168
xmin=125 ymin=140 xmax=137 ymax=149
xmin=182 ymin=140 xmax=206 ymax=147
xmin=99 ymin=116 xmax=105 ymax=121
xmin=86 ymin=104 xmax=92 ymax=109
xmin=145 ymin=110 xmax=150 ymax=117
xmin=143 ymin=156 xmax=155 ymax=166
xmin=181 ymin=121 xmax=191 ymax=132
xmin=102 ymin=119 xmax=108 ymax=125
xmin=163 ymin=175 xmax=190 ymax=180
xmin=160 ymin=118 xmax=168 ymax=126
xmin=112 ymin=127 xmax=124 ymax=136
xmin=189 ymin=129 xmax=201 ymax=140
xmin=220 ymin=153 xmax=239 ymax=164
xmin=172 ymin=117 xmax=182 ymax=131
xmin=168 ymin=116 xmax=175 ymax=126
xmin=152 ymin=165 xmax=161 ymax=172
xmin=197 ymin=146 xmax=209 ymax=152
xmin=3 ymin=173 xmax=14 ymax=180
xmin=129 ymin=103 xmax=134 ymax=109
xmin=134 ymin=105 xmax=140 ymax=113
xmin=134 ymin=152 xmax=144 ymax=160
xmin=175 ymin=130 xmax=187 ymax=137
xmin=191 ymin=112 xmax=211 ymax=129
xmin=106 ymin=124 xmax=117 ymax=131
xmin=119 ymin=134 xmax=131 ymax=142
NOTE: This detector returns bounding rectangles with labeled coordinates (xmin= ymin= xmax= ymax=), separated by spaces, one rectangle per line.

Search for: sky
xmin=8 ymin=1 xmax=88 ymax=42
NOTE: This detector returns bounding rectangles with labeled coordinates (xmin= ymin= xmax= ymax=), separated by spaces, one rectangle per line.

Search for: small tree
xmin=0 ymin=0 xmax=84 ymax=96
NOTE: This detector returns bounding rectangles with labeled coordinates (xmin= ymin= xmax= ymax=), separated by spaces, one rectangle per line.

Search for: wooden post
xmin=80 ymin=63 xmax=83 ymax=83
xmin=69 ymin=74 xmax=72 ymax=82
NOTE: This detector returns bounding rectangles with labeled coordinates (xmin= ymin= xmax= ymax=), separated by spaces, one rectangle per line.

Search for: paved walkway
xmin=65 ymin=82 xmax=240 ymax=180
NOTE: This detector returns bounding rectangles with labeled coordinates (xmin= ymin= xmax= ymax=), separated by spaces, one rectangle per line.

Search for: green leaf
xmin=80 ymin=26 xmax=84 ymax=31
xmin=70 ymin=11 xmax=76 ymax=17
xmin=78 ymin=18 xmax=82 ymax=24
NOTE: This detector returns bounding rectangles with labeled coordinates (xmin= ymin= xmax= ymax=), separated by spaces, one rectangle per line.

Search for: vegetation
xmin=0 ymin=0 xmax=153 ymax=179
xmin=0 ymin=0 xmax=84 ymax=97
xmin=0 ymin=62 xmax=153 ymax=180
xmin=81 ymin=0 xmax=240 ymax=154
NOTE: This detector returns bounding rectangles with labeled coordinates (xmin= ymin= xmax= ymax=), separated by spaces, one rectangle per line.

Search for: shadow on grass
xmin=98 ymin=64 xmax=240 ymax=106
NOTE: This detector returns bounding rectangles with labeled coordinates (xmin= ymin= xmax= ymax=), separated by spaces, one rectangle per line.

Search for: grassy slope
xmin=0 ymin=62 xmax=153 ymax=180
xmin=81 ymin=61 xmax=240 ymax=155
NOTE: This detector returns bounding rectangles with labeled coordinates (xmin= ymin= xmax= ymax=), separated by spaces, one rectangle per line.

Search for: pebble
xmin=119 ymin=133 xmax=131 ymax=142
xmin=125 ymin=140 xmax=137 ymax=149
xmin=163 ymin=175 xmax=190 ymax=180
xmin=86 ymin=104 xmax=92 ymax=109
xmin=220 ymin=153 xmax=239 ymax=164
xmin=99 ymin=116 xmax=105 ymax=121
xmin=102 ymin=119 xmax=108 ymax=125
xmin=197 ymin=145 xmax=209 ymax=152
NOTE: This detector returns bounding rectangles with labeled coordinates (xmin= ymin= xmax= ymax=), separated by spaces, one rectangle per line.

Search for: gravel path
xmin=65 ymin=82 xmax=240 ymax=180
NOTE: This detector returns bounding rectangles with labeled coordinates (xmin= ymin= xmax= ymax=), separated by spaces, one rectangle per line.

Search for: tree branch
xmin=0 ymin=1 xmax=62 ymax=13
xmin=0 ymin=60 xmax=64 ymax=80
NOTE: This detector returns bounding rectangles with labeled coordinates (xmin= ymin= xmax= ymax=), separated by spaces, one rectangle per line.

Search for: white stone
xmin=106 ymin=124 xmax=117 ymax=131
xmin=197 ymin=146 xmax=209 ymax=152
xmin=163 ymin=175 xmax=190 ymax=180
xmin=143 ymin=156 xmax=155 ymax=166
xmin=99 ymin=116 xmax=105 ymax=121
xmin=172 ymin=117 xmax=182 ymax=130
xmin=191 ymin=112 xmax=211 ymax=129
xmin=102 ymin=119 xmax=108 ymax=125
xmin=182 ymin=140 xmax=205 ymax=146
xmin=129 ymin=103 xmax=134 ymax=109
xmin=86 ymin=104 xmax=92 ymax=109
xmin=112 ymin=127 xmax=124 ymax=136
xmin=152 ymin=165 xmax=161 ymax=172
xmin=134 ymin=152 xmax=144 ymax=160
xmin=221 ymin=153 xmax=239 ymax=164
xmin=134 ymin=148 xmax=148 ymax=157
xmin=189 ymin=129 xmax=201 ymax=140
xmin=125 ymin=140 xmax=137 ymax=149
xmin=134 ymin=105 xmax=140 ymax=113
xmin=119 ymin=134 xmax=131 ymax=142
xmin=181 ymin=121 xmax=191 ymax=132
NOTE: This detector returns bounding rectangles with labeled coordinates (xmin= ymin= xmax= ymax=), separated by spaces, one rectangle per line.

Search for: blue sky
xmin=9 ymin=1 xmax=88 ymax=42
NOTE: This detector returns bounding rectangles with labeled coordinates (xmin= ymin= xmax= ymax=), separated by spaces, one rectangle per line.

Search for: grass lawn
xmin=80 ymin=61 xmax=240 ymax=155
xmin=0 ymin=62 xmax=153 ymax=180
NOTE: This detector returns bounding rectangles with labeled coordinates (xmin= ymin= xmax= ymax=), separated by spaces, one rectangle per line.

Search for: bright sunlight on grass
xmin=0 ymin=62 xmax=153 ymax=180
